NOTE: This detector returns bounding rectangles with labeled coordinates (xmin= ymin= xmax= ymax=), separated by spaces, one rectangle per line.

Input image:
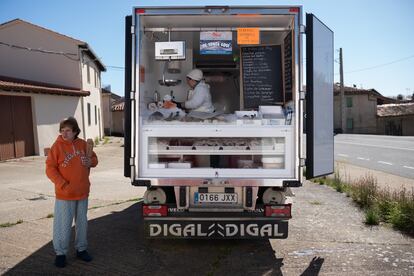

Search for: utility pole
xmin=339 ymin=48 xmax=346 ymax=133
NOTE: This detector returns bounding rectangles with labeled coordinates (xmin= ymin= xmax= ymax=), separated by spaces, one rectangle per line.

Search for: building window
xmin=87 ymin=63 xmax=90 ymax=84
xmin=346 ymin=118 xmax=353 ymax=130
xmin=87 ymin=103 xmax=91 ymax=126
xmin=94 ymin=70 xmax=100 ymax=88
xmin=346 ymin=97 xmax=353 ymax=108
xmin=95 ymin=105 xmax=97 ymax=125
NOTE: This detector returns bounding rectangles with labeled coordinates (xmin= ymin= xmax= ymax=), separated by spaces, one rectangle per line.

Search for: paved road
xmin=1 ymin=137 xmax=414 ymax=275
xmin=335 ymin=134 xmax=414 ymax=179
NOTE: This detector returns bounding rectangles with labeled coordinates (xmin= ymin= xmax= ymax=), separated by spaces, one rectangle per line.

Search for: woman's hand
xmin=81 ymin=156 xmax=92 ymax=167
xmin=61 ymin=181 xmax=69 ymax=190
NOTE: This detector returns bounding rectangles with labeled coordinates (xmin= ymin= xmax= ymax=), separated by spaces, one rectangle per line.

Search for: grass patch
xmin=310 ymin=200 xmax=322 ymax=205
xmin=313 ymin=176 xmax=327 ymax=185
xmin=365 ymin=207 xmax=380 ymax=225
xmin=387 ymin=188 xmax=414 ymax=233
xmin=0 ymin=219 xmax=23 ymax=228
xmin=94 ymin=137 xmax=100 ymax=146
xmin=103 ymin=136 xmax=110 ymax=145
xmin=323 ymin=171 xmax=350 ymax=194
xmin=46 ymin=213 xmax=54 ymax=218
xmin=350 ymin=175 xmax=377 ymax=208
xmin=310 ymin=170 xmax=414 ymax=236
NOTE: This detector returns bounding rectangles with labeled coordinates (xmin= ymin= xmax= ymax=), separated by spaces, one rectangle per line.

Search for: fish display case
xmin=140 ymin=119 xmax=294 ymax=179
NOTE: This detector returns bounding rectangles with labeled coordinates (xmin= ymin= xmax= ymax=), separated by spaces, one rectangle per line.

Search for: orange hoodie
xmin=46 ymin=135 xmax=98 ymax=200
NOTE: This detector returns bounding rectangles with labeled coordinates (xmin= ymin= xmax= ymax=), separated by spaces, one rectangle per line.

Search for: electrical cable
xmin=0 ymin=41 xmax=80 ymax=61
xmin=106 ymin=65 xmax=125 ymax=70
xmin=337 ymin=54 xmax=414 ymax=75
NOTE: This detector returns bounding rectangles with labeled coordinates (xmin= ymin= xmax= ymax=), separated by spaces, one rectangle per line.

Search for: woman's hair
xmin=59 ymin=117 xmax=81 ymax=138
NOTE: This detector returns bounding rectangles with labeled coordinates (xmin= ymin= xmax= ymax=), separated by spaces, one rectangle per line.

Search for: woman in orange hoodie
xmin=46 ymin=117 xmax=98 ymax=268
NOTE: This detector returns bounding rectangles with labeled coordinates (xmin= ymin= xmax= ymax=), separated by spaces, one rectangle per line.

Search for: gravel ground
xmin=0 ymin=137 xmax=413 ymax=275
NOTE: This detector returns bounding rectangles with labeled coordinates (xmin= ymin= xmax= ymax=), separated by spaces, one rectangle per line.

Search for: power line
xmin=1 ymin=41 xmax=124 ymax=70
xmin=336 ymin=54 xmax=414 ymax=75
xmin=0 ymin=41 xmax=80 ymax=61
xmin=106 ymin=65 xmax=125 ymax=70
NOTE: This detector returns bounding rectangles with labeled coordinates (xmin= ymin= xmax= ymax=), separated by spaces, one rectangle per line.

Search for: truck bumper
xmin=144 ymin=218 xmax=288 ymax=239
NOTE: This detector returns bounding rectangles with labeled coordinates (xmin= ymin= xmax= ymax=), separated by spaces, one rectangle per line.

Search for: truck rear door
xmin=305 ymin=13 xmax=334 ymax=179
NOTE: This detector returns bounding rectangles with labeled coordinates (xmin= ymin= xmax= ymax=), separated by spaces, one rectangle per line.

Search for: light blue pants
xmin=53 ymin=198 xmax=88 ymax=256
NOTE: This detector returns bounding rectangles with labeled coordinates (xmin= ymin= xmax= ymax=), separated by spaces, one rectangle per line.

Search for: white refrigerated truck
xmin=124 ymin=5 xmax=334 ymax=239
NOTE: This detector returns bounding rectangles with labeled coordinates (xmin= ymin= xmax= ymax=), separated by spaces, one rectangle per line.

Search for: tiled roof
xmin=0 ymin=77 xmax=90 ymax=97
xmin=102 ymin=88 xmax=122 ymax=100
xmin=333 ymin=85 xmax=397 ymax=104
xmin=112 ymin=97 xmax=125 ymax=111
xmin=333 ymin=85 xmax=381 ymax=96
xmin=377 ymin=103 xmax=414 ymax=117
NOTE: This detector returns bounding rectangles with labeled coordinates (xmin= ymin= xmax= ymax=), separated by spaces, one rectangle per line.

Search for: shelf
xmin=148 ymin=149 xmax=285 ymax=155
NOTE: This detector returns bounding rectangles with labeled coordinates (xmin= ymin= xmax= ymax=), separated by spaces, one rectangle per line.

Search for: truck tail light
xmin=143 ymin=205 xmax=168 ymax=217
xmin=265 ymin=204 xmax=292 ymax=218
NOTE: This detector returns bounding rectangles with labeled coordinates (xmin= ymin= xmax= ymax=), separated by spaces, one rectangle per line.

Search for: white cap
xmin=186 ymin=69 xmax=203 ymax=81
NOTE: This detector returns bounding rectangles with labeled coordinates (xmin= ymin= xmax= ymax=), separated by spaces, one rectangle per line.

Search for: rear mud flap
xmin=144 ymin=219 xmax=288 ymax=239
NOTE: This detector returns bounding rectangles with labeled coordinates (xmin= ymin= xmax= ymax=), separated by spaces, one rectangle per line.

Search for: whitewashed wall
xmin=80 ymin=53 xmax=103 ymax=140
xmin=0 ymin=21 xmax=81 ymax=89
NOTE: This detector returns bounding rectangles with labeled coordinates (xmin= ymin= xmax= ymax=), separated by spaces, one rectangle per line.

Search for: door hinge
xmin=130 ymin=26 xmax=135 ymax=34
xmin=130 ymin=165 xmax=135 ymax=181
xmin=299 ymin=90 xmax=306 ymax=100
xmin=130 ymin=91 xmax=135 ymax=100
xmin=300 ymin=24 xmax=306 ymax=34
xmin=130 ymin=157 xmax=135 ymax=166
xmin=300 ymin=158 xmax=306 ymax=167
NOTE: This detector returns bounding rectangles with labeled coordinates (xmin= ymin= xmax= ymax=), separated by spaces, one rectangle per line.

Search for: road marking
xmin=378 ymin=161 xmax=393 ymax=165
xmin=338 ymin=154 xmax=349 ymax=157
xmin=403 ymin=166 xmax=414 ymax=170
xmin=336 ymin=141 xmax=414 ymax=152
xmin=357 ymin=157 xmax=370 ymax=161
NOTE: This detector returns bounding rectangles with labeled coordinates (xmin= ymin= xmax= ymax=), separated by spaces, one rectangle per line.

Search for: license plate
xmin=194 ymin=192 xmax=238 ymax=203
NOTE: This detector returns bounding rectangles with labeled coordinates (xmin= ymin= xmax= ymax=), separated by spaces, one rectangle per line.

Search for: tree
xmin=397 ymin=94 xmax=404 ymax=100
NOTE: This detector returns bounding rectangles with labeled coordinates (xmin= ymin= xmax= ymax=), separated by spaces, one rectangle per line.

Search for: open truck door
xmin=305 ymin=13 xmax=334 ymax=179
xmin=124 ymin=15 xmax=132 ymax=178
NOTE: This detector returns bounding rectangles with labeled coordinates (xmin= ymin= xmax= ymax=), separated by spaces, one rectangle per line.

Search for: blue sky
xmin=1 ymin=0 xmax=413 ymax=97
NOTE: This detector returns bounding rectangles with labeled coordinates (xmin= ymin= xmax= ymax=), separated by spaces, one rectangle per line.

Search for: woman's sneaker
xmin=54 ymin=255 xmax=66 ymax=268
xmin=76 ymin=250 xmax=92 ymax=262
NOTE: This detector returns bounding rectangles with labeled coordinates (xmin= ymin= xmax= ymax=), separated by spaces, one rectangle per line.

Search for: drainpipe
xmin=78 ymin=47 xmax=86 ymax=139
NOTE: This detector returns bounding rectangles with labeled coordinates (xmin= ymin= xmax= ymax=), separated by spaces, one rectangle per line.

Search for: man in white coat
xmin=184 ymin=69 xmax=214 ymax=113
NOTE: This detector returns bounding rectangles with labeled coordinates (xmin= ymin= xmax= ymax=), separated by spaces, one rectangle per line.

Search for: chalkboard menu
xmin=241 ymin=45 xmax=283 ymax=109
xmin=284 ymin=31 xmax=293 ymax=101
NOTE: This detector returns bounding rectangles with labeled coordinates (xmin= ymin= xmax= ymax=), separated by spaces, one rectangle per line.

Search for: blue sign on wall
xmin=200 ymin=31 xmax=232 ymax=55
